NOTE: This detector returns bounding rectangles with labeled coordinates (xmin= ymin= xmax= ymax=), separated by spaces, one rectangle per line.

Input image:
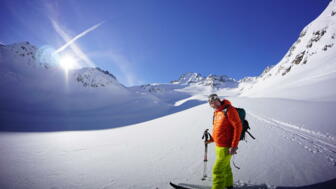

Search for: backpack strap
xmin=223 ymin=104 xmax=239 ymax=128
xmin=212 ymin=105 xmax=231 ymax=125
xmin=222 ymin=104 xmax=231 ymax=117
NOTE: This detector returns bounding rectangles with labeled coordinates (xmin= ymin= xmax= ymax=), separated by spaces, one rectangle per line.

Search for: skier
xmin=206 ymin=94 xmax=242 ymax=189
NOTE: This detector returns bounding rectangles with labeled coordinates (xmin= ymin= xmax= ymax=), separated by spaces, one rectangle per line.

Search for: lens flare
xmin=59 ymin=55 xmax=77 ymax=71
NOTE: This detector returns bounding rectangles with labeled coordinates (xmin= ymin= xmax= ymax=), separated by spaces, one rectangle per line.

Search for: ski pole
xmin=201 ymin=129 xmax=212 ymax=181
xmin=246 ymin=130 xmax=256 ymax=140
xmin=232 ymin=155 xmax=241 ymax=170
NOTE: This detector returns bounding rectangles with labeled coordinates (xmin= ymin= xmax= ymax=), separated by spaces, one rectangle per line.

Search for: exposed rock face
xmin=74 ymin=67 xmax=122 ymax=88
xmin=239 ymin=0 xmax=336 ymax=97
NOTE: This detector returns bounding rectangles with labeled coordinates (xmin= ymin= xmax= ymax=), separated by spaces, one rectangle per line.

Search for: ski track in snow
xmin=248 ymin=112 xmax=336 ymax=167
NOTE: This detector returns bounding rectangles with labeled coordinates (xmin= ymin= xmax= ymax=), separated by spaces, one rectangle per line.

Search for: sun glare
xmin=59 ymin=55 xmax=77 ymax=71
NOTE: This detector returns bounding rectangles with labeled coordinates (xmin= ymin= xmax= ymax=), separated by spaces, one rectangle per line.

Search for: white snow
xmin=1 ymin=97 xmax=335 ymax=189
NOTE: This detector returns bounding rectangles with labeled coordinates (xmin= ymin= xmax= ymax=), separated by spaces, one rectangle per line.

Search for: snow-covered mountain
xmin=0 ymin=42 xmax=173 ymax=131
xmin=2 ymin=42 xmax=239 ymax=131
xmin=0 ymin=41 xmax=124 ymax=88
xmin=5 ymin=41 xmax=39 ymax=66
xmin=239 ymin=0 xmax=336 ymax=101
xmin=171 ymin=72 xmax=238 ymax=88
xmin=236 ymin=65 xmax=274 ymax=93
xmin=171 ymin=72 xmax=204 ymax=85
xmin=130 ymin=72 xmax=238 ymax=105
xmin=73 ymin=67 xmax=122 ymax=88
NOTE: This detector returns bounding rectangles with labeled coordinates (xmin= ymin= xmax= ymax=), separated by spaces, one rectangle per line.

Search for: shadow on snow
xmin=0 ymin=99 xmax=206 ymax=132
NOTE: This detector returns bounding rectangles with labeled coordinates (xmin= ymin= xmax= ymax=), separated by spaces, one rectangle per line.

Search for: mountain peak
xmin=72 ymin=67 xmax=123 ymax=88
xmin=171 ymin=72 xmax=204 ymax=85
xmin=169 ymin=72 xmax=238 ymax=88
xmin=239 ymin=1 xmax=336 ymax=99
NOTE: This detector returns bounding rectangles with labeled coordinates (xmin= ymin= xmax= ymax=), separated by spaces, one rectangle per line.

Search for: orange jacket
xmin=210 ymin=99 xmax=242 ymax=148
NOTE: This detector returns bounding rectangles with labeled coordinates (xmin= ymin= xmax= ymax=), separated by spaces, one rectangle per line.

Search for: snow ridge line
xmin=248 ymin=112 xmax=336 ymax=166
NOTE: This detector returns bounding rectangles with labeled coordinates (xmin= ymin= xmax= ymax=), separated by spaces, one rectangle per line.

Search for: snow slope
xmin=1 ymin=96 xmax=335 ymax=189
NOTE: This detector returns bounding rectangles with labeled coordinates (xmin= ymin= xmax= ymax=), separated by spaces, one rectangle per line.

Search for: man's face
xmin=209 ymin=99 xmax=221 ymax=110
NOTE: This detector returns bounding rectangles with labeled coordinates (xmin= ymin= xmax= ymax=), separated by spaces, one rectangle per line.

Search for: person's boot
xmin=226 ymin=186 xmax=233 ymax=189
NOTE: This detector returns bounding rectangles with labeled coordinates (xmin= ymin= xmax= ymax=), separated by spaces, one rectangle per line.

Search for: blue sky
xmin=0 ymin=0 xmax=330 ymax=86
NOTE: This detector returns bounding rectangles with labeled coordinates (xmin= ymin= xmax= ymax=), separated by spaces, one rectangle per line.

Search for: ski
xmin=170 ymin=182 xmax=192 ymax=189
xmin=169 ymin=182 xmax=212 ymax=189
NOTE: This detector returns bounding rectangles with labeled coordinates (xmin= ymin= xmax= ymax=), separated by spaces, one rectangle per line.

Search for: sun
xmin=59 ymin=54 xmax=77 ymax=71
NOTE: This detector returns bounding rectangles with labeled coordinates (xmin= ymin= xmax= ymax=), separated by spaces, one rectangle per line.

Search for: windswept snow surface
xmin=1 ymin=96 xmax=335 ymax=189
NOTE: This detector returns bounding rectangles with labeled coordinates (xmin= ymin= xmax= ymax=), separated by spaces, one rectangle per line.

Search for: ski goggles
xmin=208 ymin=94 xmax=220 ymax=104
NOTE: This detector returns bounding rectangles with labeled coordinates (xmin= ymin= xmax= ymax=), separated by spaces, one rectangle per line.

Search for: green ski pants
xmin=212 ymin=146 xmax=233 ymax=189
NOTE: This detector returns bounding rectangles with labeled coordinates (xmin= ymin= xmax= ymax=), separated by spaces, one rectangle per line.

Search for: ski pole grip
xmin=202 ymin=129 xmax=209 ymax=142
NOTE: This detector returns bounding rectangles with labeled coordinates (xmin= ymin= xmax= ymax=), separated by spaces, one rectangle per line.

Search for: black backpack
xmin=223 ymin=106 xmax=255 ymax=141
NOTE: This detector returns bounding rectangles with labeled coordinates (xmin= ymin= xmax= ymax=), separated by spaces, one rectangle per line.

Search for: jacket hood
xmin=221 ymin=99 xmax=231 ymax=106
xmin=215 ymin=99 xmax=231 ymax=111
